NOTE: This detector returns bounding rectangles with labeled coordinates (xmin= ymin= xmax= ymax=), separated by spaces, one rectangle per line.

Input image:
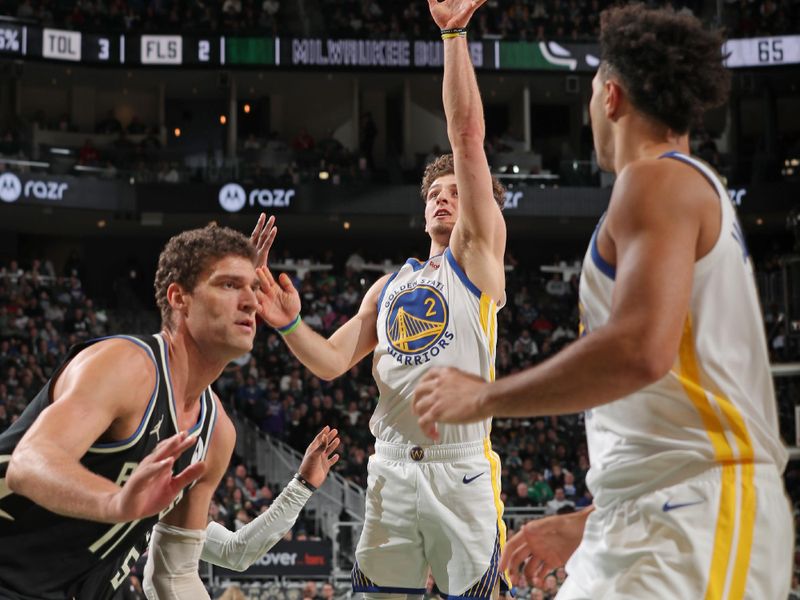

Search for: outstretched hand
xmin=107 ymin=431 xmax=206 ymax=522
xmin=250 ymin=213 xmax=277 ymax=270
xmin=255 ymin=266 xmax=302 ymax=329
xmin=427 ymin=0 xmax=487 ymax=30
xmin=298 ymin=426 xmax=341 ymax=489
xmin=499 ymin=510 xmax=589 ymax=583
xmin=412 ymin=367 xmax=490 ymax=440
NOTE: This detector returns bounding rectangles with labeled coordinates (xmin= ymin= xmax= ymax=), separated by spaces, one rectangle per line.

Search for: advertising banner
xmin=212 ymin=540 xmax=332 ymax=577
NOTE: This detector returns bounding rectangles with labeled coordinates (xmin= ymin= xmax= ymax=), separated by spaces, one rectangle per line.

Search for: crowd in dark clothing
xmin=3 ymin=0 xmax=796 ymax=42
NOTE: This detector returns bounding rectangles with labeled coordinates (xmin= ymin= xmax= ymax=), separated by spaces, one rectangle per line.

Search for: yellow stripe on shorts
xmin=676 ymin=315 xmax=755 ymax=600
xmin=483 ymin=437 xmax=509 ymax=587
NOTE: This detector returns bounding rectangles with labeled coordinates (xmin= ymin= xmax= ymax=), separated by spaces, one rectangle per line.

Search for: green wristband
xmin=277 ymin=314 xmax=301 ymax=336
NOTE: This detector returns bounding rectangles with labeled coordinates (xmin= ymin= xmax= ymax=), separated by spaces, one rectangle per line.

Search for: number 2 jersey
xmin=371 ymin=247 xmax=503 ymax=445
xmin=0 ymin=333 xmax=217 ymax=600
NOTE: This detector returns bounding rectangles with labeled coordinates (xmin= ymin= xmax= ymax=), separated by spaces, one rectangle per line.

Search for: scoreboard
xmin=0 ymin=22 xmax=600 ymax=71
xmin=724 ymin=35 xmax=800 ymax=68
xmin=1 ymin=25 xmax=230 ymax=66
xmin=0 ymin=21 xmax=796 ymax=71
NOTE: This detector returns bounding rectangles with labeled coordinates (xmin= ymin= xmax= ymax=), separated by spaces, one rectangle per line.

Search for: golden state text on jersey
xmin=384 ymin=279 xmax=454 ymax=365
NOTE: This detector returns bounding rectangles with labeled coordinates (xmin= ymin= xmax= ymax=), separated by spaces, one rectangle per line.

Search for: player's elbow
xmin=626 ymin=338 xmax=675 ymax=385
xmin=309 ymin=366 xmax=341 ymax=382
xmin=634 ymin=352 xmax=674 ymax=385
xmin=6 ymin=446 xmax=32 ymax=494
xmin=227 ymin=559 xmax=249 ymax=572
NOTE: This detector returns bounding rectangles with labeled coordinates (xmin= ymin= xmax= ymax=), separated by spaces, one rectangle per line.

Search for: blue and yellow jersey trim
xmin=479 ymin=293 xmax=498 ymax=382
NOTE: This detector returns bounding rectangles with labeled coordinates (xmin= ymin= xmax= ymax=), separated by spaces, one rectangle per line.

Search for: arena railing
xmin=774 ymin=362 xmax=800 ymax=461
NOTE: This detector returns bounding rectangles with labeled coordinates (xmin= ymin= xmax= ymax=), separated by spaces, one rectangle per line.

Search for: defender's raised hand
xmin=297 ymin=426 xmax=341 ymax=489
xmin=106 ymin=431 xmax=206 ymax=522
xmin=250 ymin=213 xmax=277 ymax=269
xmin=427 ymin=0 xmax=487 ymax=30
xmin=255 ymin=266 xmax=301 ymax=329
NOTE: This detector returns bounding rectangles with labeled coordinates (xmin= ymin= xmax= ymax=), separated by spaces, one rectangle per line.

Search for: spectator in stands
xmin=545 ymin=486 xmax=575 ymax=515
xmin=359 ymin=112 xmax=378 ymax=171
xmin=527 ymin=470 xmax=554 ymax=505
xmin=0 ymin=129 xmax=20 ymax=156
xmin=77 ymin=139 xmax=100 ymax=166
xmin=291 ymin=128 xmax=315 ymax=152
xmin=302 ymin=580 xmax=321 ymax=600
xmin=320 ymin=582 xmax=335 ymax=600
xmin=542 ymin=573 xmax=559 ymax=600
xmin=127 ymin=116 xmax=147 ymax=135
xmin=508 ymin=481 xmax=534 ymax=507
xmin=563 ymin=470 xmax=578 ymax=500
xmin=96 ymin=110 xmax=122 ymax=134
xmin=218 ymin=585 xmax=247 ymax=600
xmin=514 ymin=328 xmax=539 ymax=358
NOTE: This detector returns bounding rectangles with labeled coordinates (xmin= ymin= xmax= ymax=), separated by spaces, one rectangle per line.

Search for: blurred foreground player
xmin=413 ymin=5 xmax=792 ymax=598
xmin=0 ymin=223 xmax=339 ymax=600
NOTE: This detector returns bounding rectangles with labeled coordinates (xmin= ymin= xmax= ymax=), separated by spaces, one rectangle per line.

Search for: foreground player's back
xmin=579 ymin=152 xmax=787 ymax=502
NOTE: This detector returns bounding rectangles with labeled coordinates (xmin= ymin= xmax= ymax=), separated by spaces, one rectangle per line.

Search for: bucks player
xmin=0 ymin=224 xmax=339 ymax=599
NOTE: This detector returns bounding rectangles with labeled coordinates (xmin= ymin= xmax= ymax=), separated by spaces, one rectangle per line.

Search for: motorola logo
xmin=218 ymin=183 xmax=295 ymax=213
xmin=219 ymin=183 xmax=247 ymax=213
xmin=0 ymin=172 xmax=21 ymax=203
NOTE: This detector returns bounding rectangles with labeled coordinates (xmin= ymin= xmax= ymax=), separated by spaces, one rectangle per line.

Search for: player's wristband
xmin=276 ymin=314 xmax=301 ymax=336
xmin=441 ymin=27 xmax=467 ymax=40
xmin=293 ymin=473 xmax=317 ymax=493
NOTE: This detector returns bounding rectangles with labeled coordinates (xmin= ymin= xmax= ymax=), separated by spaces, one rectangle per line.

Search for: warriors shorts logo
xmin=386 ymin=285 xmax=449 ymax=355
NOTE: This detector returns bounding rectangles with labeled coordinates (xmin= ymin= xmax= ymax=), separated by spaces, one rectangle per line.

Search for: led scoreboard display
xmin=724 ymin=35 xmax=800 ymax=68
xmin=0 ymin=25 xmax=229 ymax=66
xmin=1 ymin=22 xmax=796 ymax=71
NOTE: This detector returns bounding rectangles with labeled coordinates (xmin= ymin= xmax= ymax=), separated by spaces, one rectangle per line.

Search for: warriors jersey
xmin=0 ymin=334 xmax=217 ymax=600
xmin=578 ymin=151 xmax=787 ymax=505
xmin=372 ymin=247 xmax=503 ymax=445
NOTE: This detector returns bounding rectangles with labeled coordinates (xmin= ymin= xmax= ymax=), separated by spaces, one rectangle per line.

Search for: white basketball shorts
xmin=352 ymin=439 xmax=512 ymax=598
xmin=557 ymin=463 xmax=793 ymax=599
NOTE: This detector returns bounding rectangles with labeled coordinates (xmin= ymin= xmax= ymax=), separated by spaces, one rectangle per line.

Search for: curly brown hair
xmin=420 ymin=154 xmax=506 ymax=210
xmin=599 ymin=4 xmax=730 ymax=134
xmin=154 ymin=224 xmax=255 ymax=330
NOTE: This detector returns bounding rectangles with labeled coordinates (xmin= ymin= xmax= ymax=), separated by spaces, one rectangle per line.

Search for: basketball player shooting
xmin=254 ymin=0 xmax=513 ymax=595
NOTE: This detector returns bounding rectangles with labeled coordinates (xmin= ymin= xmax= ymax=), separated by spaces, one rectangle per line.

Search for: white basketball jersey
xmin=372 ymin=248 xmax=502 ymax=445
xmin=579 ymin=151 xmax=787 ymax=505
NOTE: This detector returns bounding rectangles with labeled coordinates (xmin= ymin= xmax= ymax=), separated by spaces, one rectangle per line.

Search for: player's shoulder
xmin=364 ymin=272 xmax=396 ymax=301
xmin=615 ymin=156 xmax=683 ymax=191
xmin=62 ymin=336 xmax=157 ymax=390
xmin=611 ymin=156 xmax=714 ymax=216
